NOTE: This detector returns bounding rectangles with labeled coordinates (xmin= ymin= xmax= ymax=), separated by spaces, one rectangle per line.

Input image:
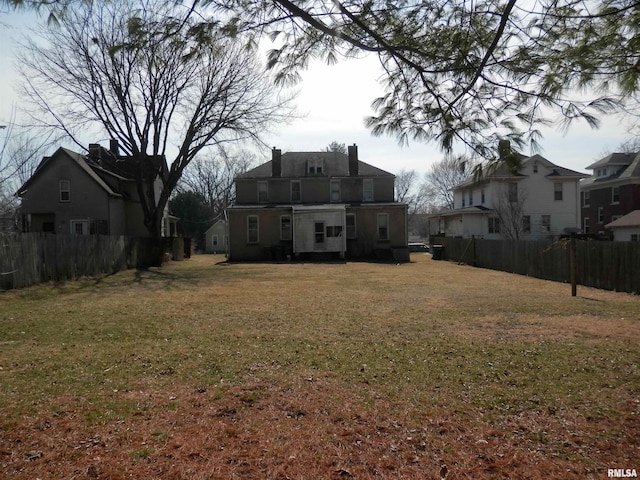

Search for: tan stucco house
xmin=16 ymin=140 xmax=177 ymax=237
xmin=226 ymin=145 xmax=409 ymax=261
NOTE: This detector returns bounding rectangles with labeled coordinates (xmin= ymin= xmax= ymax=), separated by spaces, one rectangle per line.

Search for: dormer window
xmin=307 ymin=159 xmax=324 ymax=175
xmin=533 ymin=161 xmax=538 ymax=173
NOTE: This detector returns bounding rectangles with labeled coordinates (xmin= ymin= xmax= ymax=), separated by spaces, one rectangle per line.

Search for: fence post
xmin=570 ymin=233 xmax=577 ymax=297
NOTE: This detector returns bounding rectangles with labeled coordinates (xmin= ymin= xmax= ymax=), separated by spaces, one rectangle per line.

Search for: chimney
xmin=348 ymin=144 xmax=358 ymax=176
xmin=498 ymin=139 xmax=511 ymax=159
xmin=109 ymin=139 xmax=119 ymax=156
xmin=272 ymin=147 xmax=282 ymax=177
xmin=88 ymin=143 xmax=101 ymax=160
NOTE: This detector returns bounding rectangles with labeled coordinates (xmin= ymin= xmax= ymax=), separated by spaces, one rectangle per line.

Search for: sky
xmin=0 ymin=6 xmax=636 ymax=178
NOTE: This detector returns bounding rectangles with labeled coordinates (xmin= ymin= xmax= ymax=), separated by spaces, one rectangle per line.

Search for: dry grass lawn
xmin=0 ymin=254 xmax=638 ymax=479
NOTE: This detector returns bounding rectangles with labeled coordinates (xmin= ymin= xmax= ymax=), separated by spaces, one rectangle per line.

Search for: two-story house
xmin=428 ymin=153 xmax=588 ymax=239
xmin=226 ymin=145 xmax=409 ymax=261
xmin=580 ymin=151 xmax=640 ymax=237
xmin=16 ymin=140 xmax=177 ymax=237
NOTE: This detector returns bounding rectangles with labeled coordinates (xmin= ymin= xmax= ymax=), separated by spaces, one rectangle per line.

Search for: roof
xmin=16 ymin=144 xmax=168 ymax=198
xmin=586 ymin=152 xmax=637 ymax=170
xmin=428 ymin=205 xmax=492 ymax=218
xmin=236 ymin=151 xmax=394 ymax=179
xmin=581 ymin=151 xmax=640 ymax=187
xmin=606 ymin=210 xmax=640 ymax=228
xmin=453 ymin=153 xmax=587 ymax=190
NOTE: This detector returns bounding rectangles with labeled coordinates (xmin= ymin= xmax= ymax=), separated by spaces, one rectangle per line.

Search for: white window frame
xmin=307 ymin=159 xmax=324 ymax=175
xmin=257 ymin=181 xmax=268 ymax=203
xmin=330 ymin=179 xmax=341 ymax=203
xmin=212 ymin=235 xmax=219 ymax=246
xmin=541 ymin=214 xmax=551 ymax=232
xmin=611 ymin=186 xmax=620 ymax=204
xmin=507 ymin=182 xmax=518 ymax=203
xmin=554 ymin=182 xmax=563 ymax=201
xmin=291 ymin=180 xmax=301 ymax=203
xmin=523 ymin=215 xmax=531 ymax=233
xmin=582 ymin=190 xmax=590 ymax=207
xmin=346 ymin=213 xmax=356 ymax=239
xmin=363 ymin=179 xmax=374 ymax=202
xmin=280 ymin=215 xmax=292 ymax=241
xmin=314 ymin=221 xmax=325 ymax=244
xmin=377 ymin=213 xmax=389 ymax=241
xmin=60 ymin=180 xmax=70 ymax=202
xmin=488 ymin=217 xmax=500 ymax=234
xmin=598 ymin=207 xmax=604 ymax=224
xmin=247 ymin=215 xmax=259 ymax=243
xmin=70 ymin=219 xmax=88 ymax=235
xmin=583 ymin=217 xmax=590 ymax=233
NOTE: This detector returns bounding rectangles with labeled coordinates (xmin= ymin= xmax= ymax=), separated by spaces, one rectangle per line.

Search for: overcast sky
xmin=0 ymin=7 xmax=635 ymax=177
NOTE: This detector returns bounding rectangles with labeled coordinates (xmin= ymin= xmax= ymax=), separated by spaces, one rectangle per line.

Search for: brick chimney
xmin=109 ymin=139 xmax=119 ymax=156
xmin=348 ymin=144 xmax=358 ymax=176
xmin=272 ymin=147 xmax=282 ymax=177
xmin=88 ymin=143 xmax=101 ymax=160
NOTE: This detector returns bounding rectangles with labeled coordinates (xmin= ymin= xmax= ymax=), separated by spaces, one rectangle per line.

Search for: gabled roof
xmin=453 ymin=153 xmax=587 ymax=190
xmin=236 ymin=151 xmax=394 ymax=179
xmin=16 ymin=147 xmax=124 ymax=198
xmin=606 ymin=210 xmax=640 ymax=228
xmin=16 ymin=143 xmax=168 ymax=198
xmin=427 ymin=205 xmax=492 ymax=218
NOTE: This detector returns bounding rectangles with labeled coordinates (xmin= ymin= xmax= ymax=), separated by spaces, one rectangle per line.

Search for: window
xmin=212 ymin=235 xmax=218 ymax=246
xmin=541 ymin=215 xmax=551 ymax=232
xmin=523 ymin=215 xmax=531 ymax=233
xmin=346 ymin=213 xmax=356 ymax=239
xmin=612 ymin=186 xmax=620 ymax=204
xmin=468 ymin=190 xmax=473 ymax=206
xmin=363 ymin=179 xmax=374 ymax=202
xmin=488 ymin=217 xmax=500 ymax=234
xmin=326 ymin=225 xmax=343 ymax=237
xmin=377 ymin=213 xmax=389 ymax=241
xmin=70 ymin=220 xmax=88 ymax=235
xmin=330 ymin=179 xmax=341 ymax=202
xmin=631 ymin=234 xmax=639 ymax=242
xmin=247 ymin=216 xmax=259 ymax=243
xmin=258 ymin=181 xmax=268 ymax=203
xmin=291 ymin=180 xmax=301 ymax=203
xmin=583 ymin=217 xmax=589 ymax=233
xmin=481 ymin=188 xmax=485 ymax=204
xmin=554 ymin=182 xmax=563 ymax=201
xmin=507 ymin=182 xmax=518 ymax=203
xmin=598 ymin=207 xmax=604 ymax=224
xmin=280 ymin=215 xmax=292 ymax=241
xmin=582 ymin=190 xmax=590 ymax=207
xmin=462 ymin=194 xmax=465 ymax=207
xmin=59 ymin=180 xmax=70 ymax=202
xmin=314 ymin=222 xmax=325 ymax=243
xmin=308 ymin=159 xmax=324 ymax=175
xmin=533 ymin=161 xmax=538 ymax=173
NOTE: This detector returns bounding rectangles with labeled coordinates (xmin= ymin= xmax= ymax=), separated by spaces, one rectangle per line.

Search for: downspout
xmin=224 ymin=209 xmax=230 ymax=258
xmin=291 ymin=206 xmax=296 ymax=255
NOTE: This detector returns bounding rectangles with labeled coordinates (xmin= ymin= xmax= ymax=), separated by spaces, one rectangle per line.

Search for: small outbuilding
xmin=605 ymin=210 xmax=640 ymax=241
xmin=204 ymin=219 xmax=228 ymax=254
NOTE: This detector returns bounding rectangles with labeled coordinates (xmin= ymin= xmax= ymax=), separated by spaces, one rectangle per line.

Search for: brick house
xmin=580 ymin=152 xmax=640 ymax=237
xmin=226 ymin=145 xmax=409 ymax=261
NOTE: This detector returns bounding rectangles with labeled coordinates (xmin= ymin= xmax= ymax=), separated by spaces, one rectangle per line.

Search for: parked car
xmin=408 ymin=242 xmax=429 ymax=252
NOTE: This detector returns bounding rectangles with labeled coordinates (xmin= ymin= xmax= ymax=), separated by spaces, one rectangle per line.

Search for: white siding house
xmin=205 ymin=219 xmax=228 ymax=254
xmin=429 ymin=154 xmax=588 ymax=240
xmin=605 ymin=210 xmax=640 ymax=241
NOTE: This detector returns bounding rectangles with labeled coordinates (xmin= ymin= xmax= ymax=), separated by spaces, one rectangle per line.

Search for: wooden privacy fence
xmin=0 ymin=233 xmax=186 ymax=290
xmin=434 ymin=236 xmax=640 ymax=294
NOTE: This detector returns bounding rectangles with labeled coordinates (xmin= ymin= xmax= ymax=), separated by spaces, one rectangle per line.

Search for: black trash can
xmin=431 ymin=244 xmax=444 ymax=260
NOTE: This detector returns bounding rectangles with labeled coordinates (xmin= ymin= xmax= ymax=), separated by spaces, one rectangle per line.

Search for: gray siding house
xmin=16 ymin=141 xmax=176 ymax=237
xmin=227 ymin=145 xmax=409 ymax=261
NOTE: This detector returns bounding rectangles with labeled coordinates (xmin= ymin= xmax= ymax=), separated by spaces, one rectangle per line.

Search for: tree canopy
xmin=16 ymin=0 xmax=293 ymax=237
xmin=211 ymin=0 xmax=640 ymax=159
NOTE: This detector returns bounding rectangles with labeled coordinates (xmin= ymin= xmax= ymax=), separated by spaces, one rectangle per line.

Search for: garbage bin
xmin=431 ymin=244 xmax=444 ymax=260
